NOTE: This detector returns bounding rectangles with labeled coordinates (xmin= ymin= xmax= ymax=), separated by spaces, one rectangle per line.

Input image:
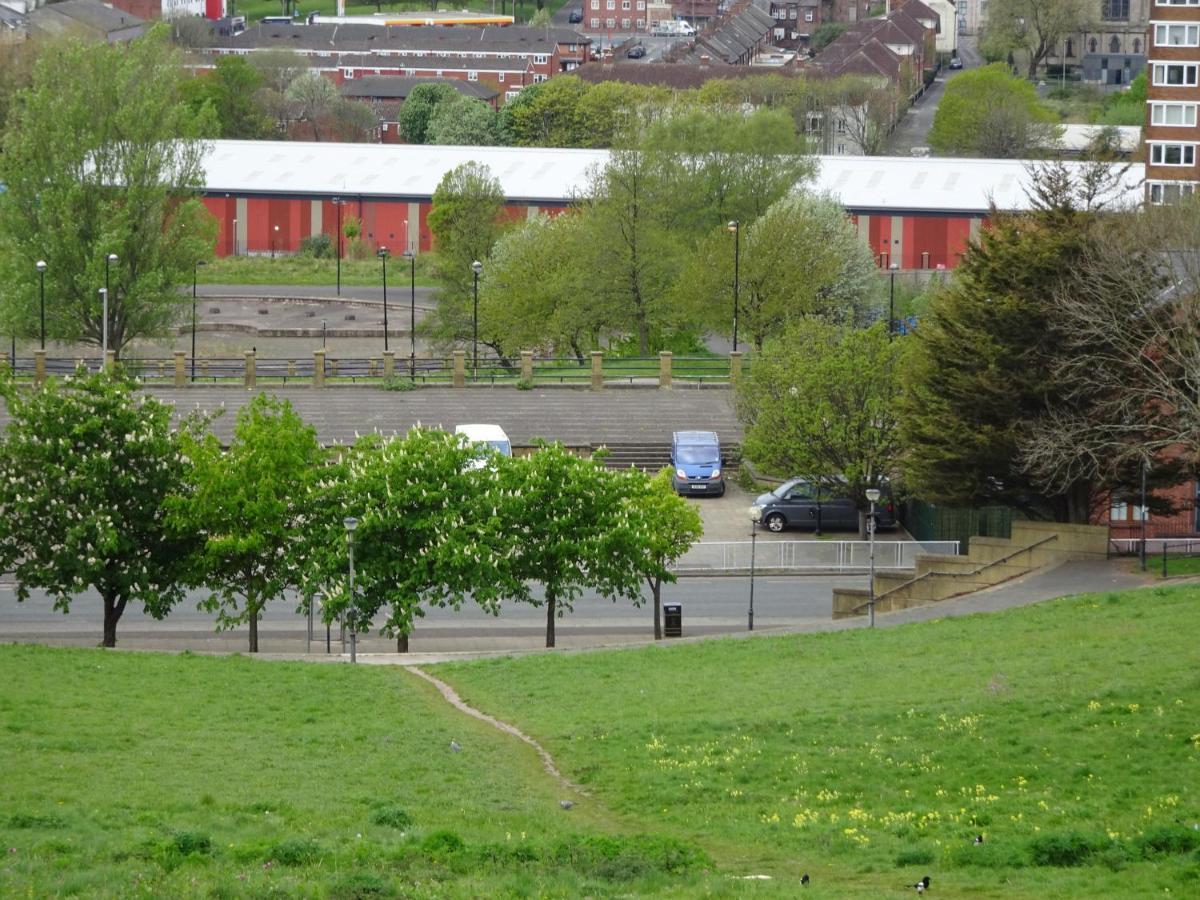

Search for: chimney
xmin=699 ymin=54 xmax=710 ymax=67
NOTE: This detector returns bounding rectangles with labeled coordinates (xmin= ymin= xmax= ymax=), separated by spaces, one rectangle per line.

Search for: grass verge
xmin=199 ymin=255 xmax=436 ymax=289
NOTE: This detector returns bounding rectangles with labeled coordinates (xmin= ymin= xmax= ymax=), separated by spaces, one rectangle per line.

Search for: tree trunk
xmin=652 ymin=581 xmax=662 ymax=641
xmin=545 ymin=591 xmax=556 ymax=648
xmin=397 ymin=631 xmax=409 ymax=653
xmin=101 ymin=591 xmax=127 ymax=648
xmin=249 ymin=609 xmax=259 ymax=653
xmin=1065 ymin=481 xmax=1093 ymax=525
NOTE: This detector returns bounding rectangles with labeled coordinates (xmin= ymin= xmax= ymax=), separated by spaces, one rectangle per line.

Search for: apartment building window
xmin=637 ymin=0 xmax=645 ymax=8
xmin=1150 ymin=143 xmax=1197 ymax=165
xmin=1150 ymin=181 xmax=1199 ymax=204
xmin=590 ymin=17 xmax=600 ymax=26
xmin=1102 ymin=0 xmax=1129 ymax=18
xmin=1152 ymin=102 xmax=1198 ymax=126
xmin=1153 ymin=62 xmax=1200 ymax=85
xmin=622 ymin=0 xmax=630 ymax=9
xmin=607 ymin=0 xmax=615 ymax=8
xmin=534 ymin=74 xmax=547 ymax=83
xmin=591 ymin=0 xmax=599 ymax=6
xmin=622 ymin=17 xmax=631 ymax=27
xmin=534 ymin=54 xmax=548 ymax=64
xmin=805 ymin=9 xmax=814 ymax=20
xmin=468 ymin=71 xmax=478 ymax=81
xmin=1155 ymin=23 xmax=1200 ymax=46
xmin=607 ymin=17 xmax=616 ymax=27
xmin=498 ymin=72 xmax=505 ymax=82
xmin=1157 ymin=0 xmax=1200 ymax=6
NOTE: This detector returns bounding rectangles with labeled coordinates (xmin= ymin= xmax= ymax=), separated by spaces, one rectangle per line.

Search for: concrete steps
xmin=591 ymin=442 xmax=672 ymax=472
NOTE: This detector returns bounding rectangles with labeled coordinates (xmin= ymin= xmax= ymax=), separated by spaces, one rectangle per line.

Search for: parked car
xmin=670 ymin=431 xmax=724 ymax=496
xmin=751 ymin=478 xmax=897 ymax=533
xmin=568 ymin=8 xmax=583 ymax=23
xmin=454 ymin=424 xmax=512 ymax=469
xmin=626 ymin=44 xmax=646 ymax=59
xmin=949 ymin=56 xmax=963 ymax=69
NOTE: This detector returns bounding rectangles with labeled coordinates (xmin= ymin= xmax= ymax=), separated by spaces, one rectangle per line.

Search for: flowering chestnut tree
xmin=0 ymin=371 xmax=197 ymax=647
xmin=171 ymin=394 xmax=324 ymax=653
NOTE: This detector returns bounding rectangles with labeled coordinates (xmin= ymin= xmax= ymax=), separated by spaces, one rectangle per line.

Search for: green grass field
xmin=2 ymin=586 xmax=1198 ymax=897
xmin=198 ymin=255 xmax=437 ymax=289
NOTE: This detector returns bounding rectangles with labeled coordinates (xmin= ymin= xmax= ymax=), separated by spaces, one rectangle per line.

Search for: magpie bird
xmin=909 ymin=875 xmax=931 ymax=893
xmin=800 ymin=873 xmax=809 ymax=886
xmin=449 ymin=739 xmax=462 ymax=752
xmin=559 ymin=800 xmax=574 ymax=810
xmin=973 ymin=834 xmax=984 ymax=845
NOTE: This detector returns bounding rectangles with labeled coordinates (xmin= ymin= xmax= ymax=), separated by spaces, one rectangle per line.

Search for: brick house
xmin=1145 ymin=0 xmax=1200 ymax=204
xmin=340 ymin=76 xmax=501 ymax=143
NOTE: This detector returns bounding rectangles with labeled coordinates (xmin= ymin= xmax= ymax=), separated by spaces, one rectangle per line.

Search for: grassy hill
xmin=1 ymin=584 xmax=1198 ymax=897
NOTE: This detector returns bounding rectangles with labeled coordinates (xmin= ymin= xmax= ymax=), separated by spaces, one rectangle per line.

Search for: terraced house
xmin=200 ymin=23 xmax=591 ymax=101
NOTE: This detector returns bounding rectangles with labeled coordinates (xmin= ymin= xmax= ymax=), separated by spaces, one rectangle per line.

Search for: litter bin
xmin=663 ymin=603 xmax=682 ymax=638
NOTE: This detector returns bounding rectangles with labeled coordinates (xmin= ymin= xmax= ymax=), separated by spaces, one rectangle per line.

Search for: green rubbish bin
xmin=663 ymin=603 xmax=682 ymax=638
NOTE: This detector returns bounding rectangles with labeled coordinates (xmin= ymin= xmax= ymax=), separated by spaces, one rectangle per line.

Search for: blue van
xmin=671 ymin=431 xmax=724 ymax=496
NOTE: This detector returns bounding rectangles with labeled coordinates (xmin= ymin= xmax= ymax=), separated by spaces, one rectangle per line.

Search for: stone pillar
xmin=33 ymin=350 xmax=46 ymax=385
xmin=452 ymin=350 xmax=466 ymax=388
xmin=520 ymin=350 xmax=533 ymax=382
xmin=383 ymin=350 xmax=395 ymax=378
xmin=244 ymin=350 xmax=256 ymax=389
xmin=658 ymin=351 xmax=673 ymax=389
xmin=287 ymin=360 xmax=297 ymax=378
xmin=729 ymin=350 xmax=743 ymax=386
xmin=590 ymin=350 xmax=603 ymax=391
xmin=173 ymin=351 xmax=186 ymax=388
xmin=313 ymin=350 xmax=326 ymax=388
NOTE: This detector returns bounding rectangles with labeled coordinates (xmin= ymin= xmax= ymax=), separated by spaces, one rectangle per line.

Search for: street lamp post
xmin=36 ymin=260 xmax=46 ymax=350
xmin=404 ymin=249 xmax=416 ymax=382
xmin=728 ymin=220 xmax=740 ymax=352
xmin=866 ymin=488 xmax=881 ymax=628
xmin=378 ymin=247 xmax=390 ymax=353
xmin=471 ymin=260 xmax=482 ymax=380
xmin=888 ymin=263 xmax=899 ymax=338
xmin=192 ymin=261 xmax=205 ymax=382
xmin=334 ymin=198 xmax=343 ymax=296
xmin=344 ymin=516 xmax=359 ymax=664
xmin=748 ymin=505 xmax=761 ymax=631
xmin=232 ymin=217 xmax=238 ymax=256
xmin=99 ymin=288 xmax=108 ymax=363
xmin=1140 ymin=459 xmax=1149 ymax=571
xmin=322 ymin=319 xmax=327 ymax=349
xmin=272 ymin=224 xmax=279 ymax=260
xmin=104 ymin=252 xmax=117 ymax=321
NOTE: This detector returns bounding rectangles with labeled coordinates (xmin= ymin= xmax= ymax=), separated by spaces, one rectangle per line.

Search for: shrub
xmin=7 ymin=813 xmax=66 ymax=829
xmin=300 ymin=233 xmax=333 ymax=259
xmin=421 ymin=829 xmax=466 ymax=859
xmin=329 ymin=872 xmax=396 ymax=898
xmin=894 ymin=848 xmax=934 ymax=867
xmin=1028 ymin=831 xmax=1102 ymax=867
xmin=169 ymin=831 xmax=212 ymax=856
xmin=380 ymin=376 xmax=416 ymax=392
xmin=267 ymin=837 xmax=322 ymax=867
xmin=1136 ymin=824 xmax=1200 ymax=858
xmin=370 ymin=807 xmax=413 ymax=829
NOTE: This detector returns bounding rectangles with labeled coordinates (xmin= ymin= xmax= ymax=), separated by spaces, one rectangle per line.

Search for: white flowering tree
xmin=304 ymin=427 xmax=510 ymax=651
xmin=499 ymin=443 xmax=643 ymax=648
xmin=0 ymin=371 xmax=197 ymax=647
xmin=618 ymin=468 xmax=703 ymax=640
xmin=171 ymin=394 xmax=324 ymax=653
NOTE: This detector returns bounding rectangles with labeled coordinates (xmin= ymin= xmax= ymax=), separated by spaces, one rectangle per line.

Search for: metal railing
xmin=671 ymin=540 xmax=960 ymax=574
xmin=1110 ymin=537 xmax=1200 ymax=557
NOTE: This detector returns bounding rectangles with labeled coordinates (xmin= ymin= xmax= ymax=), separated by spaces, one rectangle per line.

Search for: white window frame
xmin=1150 ymin=142 xmax=1198 ymax=166
xmin=607 ymin=17 xmax=616 ymax=27
xmin=498 ymin=72 xmax=505 ymax=82
xmin=637 ymin=0 xmax=645 ymax=8
xmin=1158 ymin=0 xmax=1200 ymax=5
xmin=1154 ymin=22 xmax=1200 ymax=46
xmin=468 ymin=71 xmax=478 ymax=81
xmin=590 ymin=17 xmax=600 ymax=26
xmin=534 ymin=54 xmax=548 ymax=65
xmin=1152 ymin=62 xmax=1200 ymax=86
xmin=606 ymin=0 xmax=615 ymax=8
xmin=591 ymin=0 xmax=599 ymax=6
xmin=1151 ymin=102 xmax=1199 ymax=126
xmin=805 ymin=8 xmax=814 ymax=20
xmin=622 ymin=16 xmax=631 ymax=27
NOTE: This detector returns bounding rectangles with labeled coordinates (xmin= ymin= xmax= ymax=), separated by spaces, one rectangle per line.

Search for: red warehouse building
xmin=198 ymin=141 xmax=1144 ymax=265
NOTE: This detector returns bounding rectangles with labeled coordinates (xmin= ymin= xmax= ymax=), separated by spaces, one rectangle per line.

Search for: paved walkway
xmin=250 ymin=558 xmax=1160 ymax=666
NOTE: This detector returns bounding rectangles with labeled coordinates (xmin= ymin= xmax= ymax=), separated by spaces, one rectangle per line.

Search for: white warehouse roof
xmin=201 ymin=141 xmax=1146 ymax=215
xmin=810 ymin=155 xmax=1146 ymax=216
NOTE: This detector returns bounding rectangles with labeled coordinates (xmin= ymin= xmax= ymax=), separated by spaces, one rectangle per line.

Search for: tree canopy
xmin=928 ymin=63 xmax=1059 ymax=158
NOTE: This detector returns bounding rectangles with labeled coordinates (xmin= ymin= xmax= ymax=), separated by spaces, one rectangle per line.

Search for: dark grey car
xmin=752 ymin=478 xmax=897 ymax=533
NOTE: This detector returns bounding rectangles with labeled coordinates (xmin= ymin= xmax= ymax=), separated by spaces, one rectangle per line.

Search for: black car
xmin=751 ymin=478 xmax=897 ymax=533
xmin=627 ymin=44 xmax=646 ymax=59
xmin=568 ymin=8 xmax=583 ymax=23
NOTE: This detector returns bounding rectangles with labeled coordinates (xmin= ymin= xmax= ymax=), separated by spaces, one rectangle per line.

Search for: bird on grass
xmin=559 ymin=800 xmax=574 ymax=810
xmin=908 ymin=875 xmax=931 ymax=893
xmin=800 ymin=873 xmax=809 ymax=886
xmin=973 ymin=834 xmax=985 ymax=845
xmin=449 ymin=739 xmax=462 ymax=753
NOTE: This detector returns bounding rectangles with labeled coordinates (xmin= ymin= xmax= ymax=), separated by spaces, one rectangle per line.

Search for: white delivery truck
xmin=650 ymin=20 xmax=695 ymax=37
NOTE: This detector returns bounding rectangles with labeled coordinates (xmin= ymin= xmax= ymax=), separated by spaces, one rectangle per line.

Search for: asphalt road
xmin=887 ymin=36 xmax=983 ymax=157
xmin=0 ymin=574 xmax=864 ymax=654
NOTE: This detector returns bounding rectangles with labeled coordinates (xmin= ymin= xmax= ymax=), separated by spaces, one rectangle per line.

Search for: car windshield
xmin=772 ymin=479 xmax=805 ymax=498
xmin=489 ymin=440 xmax=512 ymax=456
xmin=677 ymin=447 xmax=717 ymax=464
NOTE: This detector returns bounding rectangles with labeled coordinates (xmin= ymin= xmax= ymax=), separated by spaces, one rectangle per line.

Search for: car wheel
xmin=765 ymin=513 xmax=786 ymax=533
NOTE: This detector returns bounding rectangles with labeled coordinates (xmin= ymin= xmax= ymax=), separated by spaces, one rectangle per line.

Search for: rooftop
xmin=204 ymin=22 xmax=589 ymax=54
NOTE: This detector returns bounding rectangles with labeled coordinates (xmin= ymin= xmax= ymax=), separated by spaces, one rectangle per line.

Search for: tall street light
xmin=888 ymin=262 xmax=899 ymax=338
xmin=865 ymin=487 xmax=881 ymax=628
xmin=344 ymin=516 xmax=359 ymax=664
xmin=1139 ymin=458 xmax=1149 ymax=571
xmin=272 ymin=224 xmax=279 ymax=259
xmin=378 ymin=246 xmax=390 ymax=353
xmin=748 ymin=505 xmax=761 ymax=631
xmin=104 ymin=252 xmax=117 ymax=318
xmin=728 ymin=220 xmax=740 ymax=353
xmin=333 ymin=198 xmax=343 ymax=296
xmin=404 ymin=249 xmax=416 ymax=382
xmin=471 ymin=260 xmax=482 ymax=380
xmin=232 ymin=217 xmax=238 ymax=256
xmin=36 ymin=260 xmax=47 ymax=350
xmin=192 ymin=261 xmax=205 ymax=382
xmin=99 ymin=288 xmax=108 ymax=362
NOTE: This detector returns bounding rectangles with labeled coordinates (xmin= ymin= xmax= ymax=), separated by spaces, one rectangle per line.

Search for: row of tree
xmin=0 ymin=375 xmax=702 ymax=651
xmin=733 ymin=162 xmax=1200 ymax=527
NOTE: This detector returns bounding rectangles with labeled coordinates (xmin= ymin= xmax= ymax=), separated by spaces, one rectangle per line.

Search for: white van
xmin=454 ymin=424 xmax=512 ymax=468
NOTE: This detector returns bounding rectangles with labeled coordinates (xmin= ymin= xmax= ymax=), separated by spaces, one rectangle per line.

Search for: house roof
xmin=204 ymin=23 xmax=589 ymax=54
xmin=574 ymin=60 xmax=741 ymax=89
xmin=198 ymin=139 xmax=1145 ymax=215
xmin=329 ymin=53 xmax=534 ymax=72
xmin=29 ymin=0 xmax=144 ymax=38
xmin=341 ymin=75 xmax=499 ymax=100
xmin=695 ymin=2 xmax=774 ymax=64
xmin=900 ymin=0 xmax=940 ymax=24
